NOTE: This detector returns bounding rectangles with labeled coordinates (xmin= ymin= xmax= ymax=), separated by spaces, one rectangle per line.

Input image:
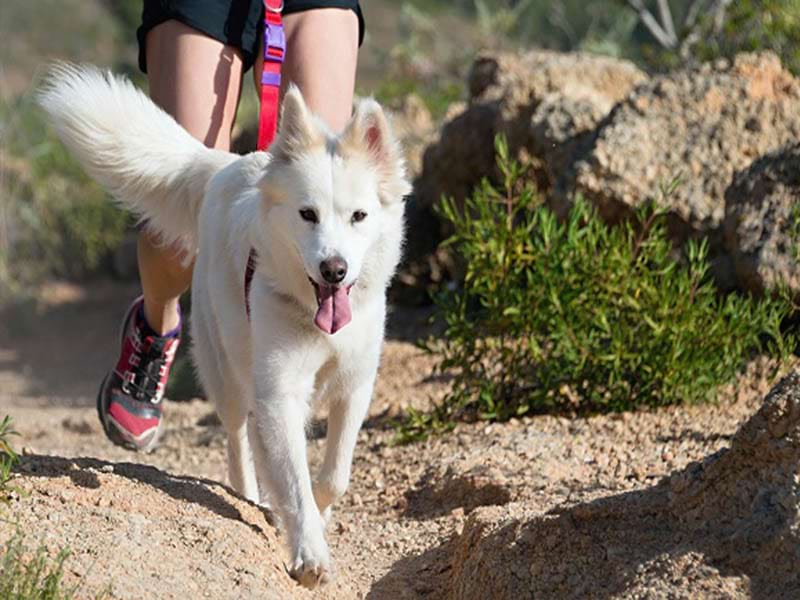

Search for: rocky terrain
xmin=724 ymin=144 xmax=800 ymax=295
xmin=411 ymin=50 xmax=800 ymax=298
xmin=3 ymin=37 xmax=800 ymax=598
xmin=1 ymin=282 xmax=799 ymax=598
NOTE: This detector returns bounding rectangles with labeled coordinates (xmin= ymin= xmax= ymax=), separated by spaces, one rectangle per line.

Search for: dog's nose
xmin=320 ymin=256 xmax=348 ymax=284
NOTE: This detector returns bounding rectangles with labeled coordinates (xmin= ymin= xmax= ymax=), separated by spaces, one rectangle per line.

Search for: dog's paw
xmin=288 ymin=534 xmax=333 ymax=589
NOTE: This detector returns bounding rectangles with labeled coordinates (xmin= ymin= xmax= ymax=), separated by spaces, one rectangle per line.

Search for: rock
xmin=386 ymin=93 xmax=435 ymax=179
xmin=566 ymin=52 xmax=800 ymax=251
xmin=724 ymin=144 xmax=800 ymax=296
xmin=416 ymin=50 xmax=646 ymax=210
xmin=404 ymin=51 xmax=646 ymax=297
xmin=403 ymin=457 xmax=514 ymax=519
xmin=6 ymin=455 xmax=357 ymax=600
xmin=444 ymin=371 xmax=800 ymax=599
xmin=663 ymin=370 xmax=800 ymax=590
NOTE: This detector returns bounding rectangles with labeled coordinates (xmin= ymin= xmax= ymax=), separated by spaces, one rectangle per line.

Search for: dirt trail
xmin=0 ymin=282 xmax=796 ymax=598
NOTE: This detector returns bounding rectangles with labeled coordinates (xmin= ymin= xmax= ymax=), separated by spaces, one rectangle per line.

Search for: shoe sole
xmin=97 ymin=373 xmax=164 ymax=453
xmin=96 ymin=296 xmax=165 ymax=453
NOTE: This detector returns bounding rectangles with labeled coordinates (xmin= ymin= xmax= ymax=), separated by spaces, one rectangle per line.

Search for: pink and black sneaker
xmin=97 ymin=296 xmax=180 ymax=452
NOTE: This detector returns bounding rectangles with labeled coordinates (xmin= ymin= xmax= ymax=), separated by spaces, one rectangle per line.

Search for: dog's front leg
xmin=251 ymin=380 xmax=331 ymax=589
xmin=314 ymin=366 xmax=377 ymax=522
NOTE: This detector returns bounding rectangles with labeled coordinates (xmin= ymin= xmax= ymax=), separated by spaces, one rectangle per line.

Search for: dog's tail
xmin=38 ymin=63 xmax=237 ymax=254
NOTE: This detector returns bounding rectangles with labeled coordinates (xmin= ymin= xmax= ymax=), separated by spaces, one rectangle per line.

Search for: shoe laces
xmin=119 ymin=326 xmax=176 ymax=404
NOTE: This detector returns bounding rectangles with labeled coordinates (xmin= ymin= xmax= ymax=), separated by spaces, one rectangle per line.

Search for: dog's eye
xmin=299 ymin=208 xmax=318 ymax=224
xmin=351 ymin=210 xmax=367 ymax=224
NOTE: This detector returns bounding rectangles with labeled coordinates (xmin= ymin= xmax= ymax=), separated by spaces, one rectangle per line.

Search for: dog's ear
xmin=273 ymin=84 xmax=322 ymax=161
xmin=340 ymin=98 xmax=411 ymax=204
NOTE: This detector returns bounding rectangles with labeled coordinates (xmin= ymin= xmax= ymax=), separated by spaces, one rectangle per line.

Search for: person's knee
xmin=252 ymin=8 xmax=359 ymax=132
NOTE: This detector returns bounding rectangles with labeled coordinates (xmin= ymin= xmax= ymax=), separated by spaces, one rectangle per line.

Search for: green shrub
xmin=0 ymin=527 xmax=107 ymax=600
xmin=0 ymin=95 xmax=130 ymax=290
xmin=0 ymin=530 xmax=75 ymax=600
xmin=0 ymin=416 xmax=20 ymax=503
xmin=693 ymin=0 xmax=800 ymax=75
xmin=399 ymin=137 xmax=793 ymax=441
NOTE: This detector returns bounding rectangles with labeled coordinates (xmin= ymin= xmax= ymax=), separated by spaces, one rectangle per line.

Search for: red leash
xmin=257 ymin=0 xmax=285 ymax=151
xmin=245 ymin=0 xmax=285 ymax=318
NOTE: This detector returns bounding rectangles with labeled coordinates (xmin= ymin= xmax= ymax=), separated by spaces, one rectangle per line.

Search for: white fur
xmin=39 ymin=64 xmax=410 ymax=588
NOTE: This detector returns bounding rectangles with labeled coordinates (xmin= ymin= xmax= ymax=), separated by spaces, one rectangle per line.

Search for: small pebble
xmin=336 ymin=521 xmax=350 ymax=534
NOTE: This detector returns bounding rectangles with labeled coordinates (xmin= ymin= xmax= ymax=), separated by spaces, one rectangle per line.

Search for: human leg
xmin=140 ymin=19 xmax=244 ymax=333
xmin=255 ymin=7 xmax=360 ymax=133
xmin=98 ymin=19 xmax=245 ymax=451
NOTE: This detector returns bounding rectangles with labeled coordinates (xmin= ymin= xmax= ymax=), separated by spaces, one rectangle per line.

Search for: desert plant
xmin=0 ymin=0 xmax=144 ymax=294
xmin=1 ymin=95 xmax=130 ymax=291
xmin=688 ymin=0 xmax=800 ymax=74
xmin=0 ymin=530 xmax=74 ymax=600
xmin=0 ymin=416 xmax=20 ymax=503
xmin=440 ymin=1 xmax=800 ymax=74
xmin=398 ymin=137 xmax=794 ymax=441
xmin=616 ymin=0 xmax=800 ymax=73
xmin=0 ymin=417 xmax=72 ymax=598
xmin=0 ymin=528 xmax=108 ymax=600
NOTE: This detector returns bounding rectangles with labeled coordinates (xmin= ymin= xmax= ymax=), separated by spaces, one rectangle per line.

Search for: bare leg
xmin=141 ymin=20 xmax=244 ymax=333
xmin=255 ymin=8 xmax=359 ymax=133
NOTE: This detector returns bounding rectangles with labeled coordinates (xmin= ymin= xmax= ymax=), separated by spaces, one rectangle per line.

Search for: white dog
xmin=39 ymin=65 xmax=409 ymax=588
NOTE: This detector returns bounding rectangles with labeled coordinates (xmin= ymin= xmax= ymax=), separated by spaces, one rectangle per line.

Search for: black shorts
xmin=137 ymin=0 xmax=365 ymax=73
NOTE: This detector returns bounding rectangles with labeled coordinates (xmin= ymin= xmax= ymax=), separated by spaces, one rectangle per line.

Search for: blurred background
xmin=1 ymin=0 xmax=799 ymax=406
xmin=2 ymin=0 xmax=798 ymax=301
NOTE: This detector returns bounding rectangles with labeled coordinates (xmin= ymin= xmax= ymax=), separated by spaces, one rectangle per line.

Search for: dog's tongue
xmin=314 ymin=284 xmax=352 ymax=334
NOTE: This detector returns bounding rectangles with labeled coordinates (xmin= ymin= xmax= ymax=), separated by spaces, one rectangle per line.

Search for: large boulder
xmin=445 ymin=371 xmax=800 ymax=599
xmin=566 ymin=52 xmax=800 ymax=248
xmin=416 ymin=50 xmax=647 ymax=209
xmin=403 ymin=51 xmax=646 ymax=300
xmin=386 ymin=93 xmax=436 ymax=179
xmin=5 ymin=455 xmax=356 ymax=599
xmin=724 ymin=144 xmax=800 ymax=296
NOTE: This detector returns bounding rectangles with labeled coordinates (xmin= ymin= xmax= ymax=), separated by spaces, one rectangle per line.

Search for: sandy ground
xmin=0 ymin=281 xmax=794 ymax=598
